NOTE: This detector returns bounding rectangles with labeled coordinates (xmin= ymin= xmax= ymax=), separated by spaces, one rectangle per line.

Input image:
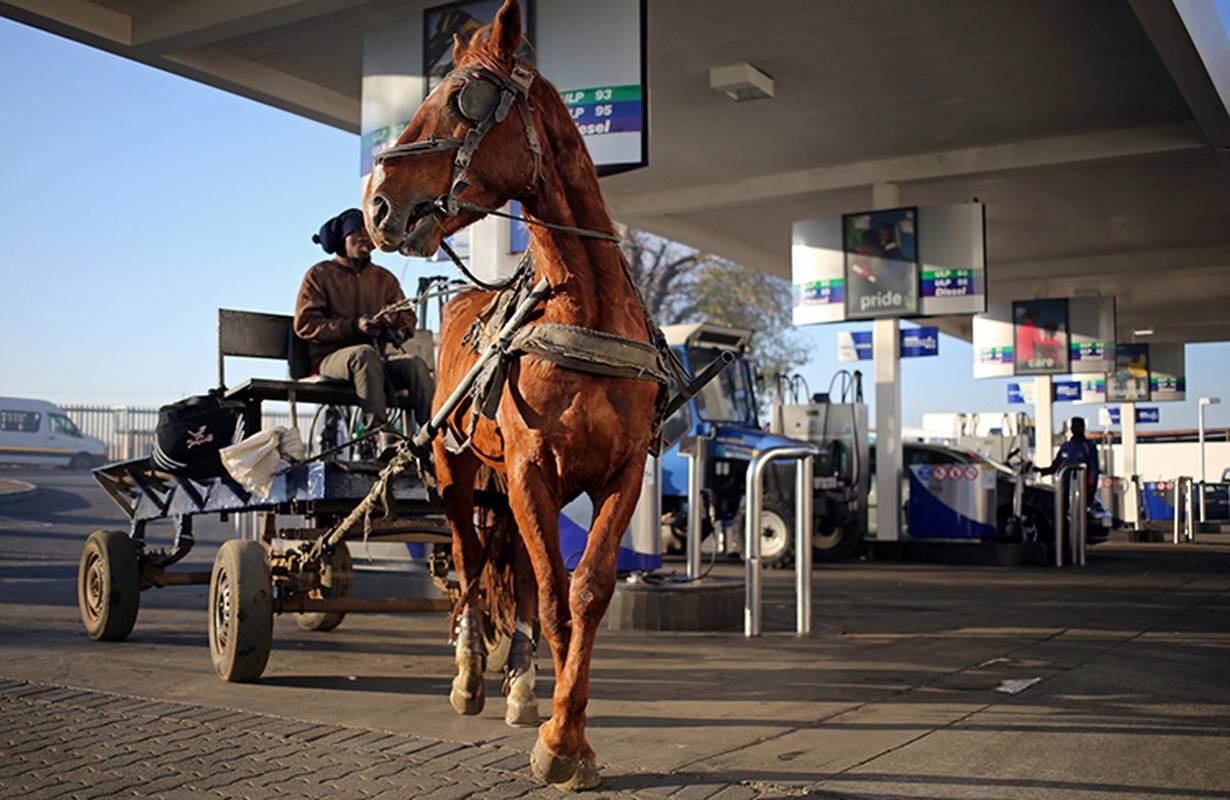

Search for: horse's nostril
xmin=369 ymin=194 xmax=390 ymax=228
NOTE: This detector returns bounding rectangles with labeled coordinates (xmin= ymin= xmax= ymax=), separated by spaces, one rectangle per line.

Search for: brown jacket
xmin=293 ymin=257 xmax=416 ymax=361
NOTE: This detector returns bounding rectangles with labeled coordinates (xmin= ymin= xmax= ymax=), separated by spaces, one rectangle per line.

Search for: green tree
xmin=621 ymin=228 xmax=810 ymax=391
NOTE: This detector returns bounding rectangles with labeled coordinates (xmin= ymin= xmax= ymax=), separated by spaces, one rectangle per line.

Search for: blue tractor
xmin=657 ymin=324 xmax=869 ymax=567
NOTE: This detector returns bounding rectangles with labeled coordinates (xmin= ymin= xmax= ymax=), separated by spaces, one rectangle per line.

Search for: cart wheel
xmin=209 ymin=540 xmax=273 ymax=682
xmin=295 ymin=544 xmax=354 ymax=632
xmin=78 ymin=530 xmax=141 ymax=641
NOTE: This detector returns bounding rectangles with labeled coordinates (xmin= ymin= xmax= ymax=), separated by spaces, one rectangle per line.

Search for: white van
xmin=0 ymin=397 xmax=109 ymax=469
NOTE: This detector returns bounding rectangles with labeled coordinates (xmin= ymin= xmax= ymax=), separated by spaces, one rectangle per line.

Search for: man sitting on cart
xmin=294 ymin=208 xmax=434 ymax=452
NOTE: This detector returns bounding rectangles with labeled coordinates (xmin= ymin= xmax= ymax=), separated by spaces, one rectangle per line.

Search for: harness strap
xmin=510 ymin=323 xmax=669 ymax=384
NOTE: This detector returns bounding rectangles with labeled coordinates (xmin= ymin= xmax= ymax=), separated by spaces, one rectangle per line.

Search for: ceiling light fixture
xmin=709 ymin=63 xmax=774 ymax=102
xmin=1132 ymin=326 xmax=1155 ymax=337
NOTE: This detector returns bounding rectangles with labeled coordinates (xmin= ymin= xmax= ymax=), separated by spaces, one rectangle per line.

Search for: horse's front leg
xmin=436 ymin=447 xmax=487 ymax=716
xmin=522 ymin=458 xmax=646 ymax=791
xmin=503 ymin=458 xmax=580 ymax=783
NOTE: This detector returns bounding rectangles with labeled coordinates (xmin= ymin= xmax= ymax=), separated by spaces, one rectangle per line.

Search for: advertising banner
xmin=1054 ymin=380 xmax=1082 ymax=402
xmin=843 ymin=207 xmax=919 ymax=320
xmin=362 ymin=0 xmax=646 ymax=180
xmin=838 ymin=327 xmax=939 ymax=361
xmin=901 ymin=326 xmax=939 ymax=357
xmin=1107 ymin=343 xmax=1150 ymax=402
xmin=794 ymin=204 xmax=985 ymax=327
xmin=1013 ymin=298 xmax=1069 ymax=375
xmin=1102 ymin=407 xmax=1160 ymax=425
xmin=1008 ymin=381 xmax=1037 ymax=405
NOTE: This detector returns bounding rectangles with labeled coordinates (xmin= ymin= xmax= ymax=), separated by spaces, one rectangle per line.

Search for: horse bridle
xmin=373 ymin=58 xmax=619 ymax=283
xmin=375 ymin=60 xmax=543 ymax=220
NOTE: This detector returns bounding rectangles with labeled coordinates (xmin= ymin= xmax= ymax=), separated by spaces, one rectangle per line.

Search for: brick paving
xmin=0 ymin=679 xmax=805 ymax=799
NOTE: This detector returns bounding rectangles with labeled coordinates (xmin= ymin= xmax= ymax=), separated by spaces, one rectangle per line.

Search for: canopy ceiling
xmin=5 ymin=0 xmax=1228 ymax=344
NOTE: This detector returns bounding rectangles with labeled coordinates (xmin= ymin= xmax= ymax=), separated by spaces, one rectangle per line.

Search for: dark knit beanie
xmin=312 ymin=208 xmax=366 ymax=254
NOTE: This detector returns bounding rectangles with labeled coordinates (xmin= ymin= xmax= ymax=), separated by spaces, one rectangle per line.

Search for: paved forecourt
xmin=1 ymin=469 xmax=1228 ymax=799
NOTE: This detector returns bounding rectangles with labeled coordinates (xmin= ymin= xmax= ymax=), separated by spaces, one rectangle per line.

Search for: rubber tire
xmin=294 ymin=545 xmax=354 ymax=632
xmin=68 ymin=453 xmax=93 ymax=471
xmin=78 ymin=530 xmax=141 ymax=642
xmin=812 ymin=514 xmax=861 ymax=563
xmin=739 ymin=495 xmax=795 ymax=569
xmin=209 ymin=540 xmax=273 ymax=682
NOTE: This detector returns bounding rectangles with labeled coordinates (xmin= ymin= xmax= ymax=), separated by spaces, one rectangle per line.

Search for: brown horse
xmin=363 ymin=0 xmax=660 ymax=790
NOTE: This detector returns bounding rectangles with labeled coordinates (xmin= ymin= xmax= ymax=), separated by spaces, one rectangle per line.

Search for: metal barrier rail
xmin=1053 ymin=463 xmax=1087 ymax=567
xmin=744 ymin=444 xmax=818 ymax=637
xmin=1174 ymin=476 xmax=1195 ymax=544
xmin=683 ymin=436 xmax=707 ymax=581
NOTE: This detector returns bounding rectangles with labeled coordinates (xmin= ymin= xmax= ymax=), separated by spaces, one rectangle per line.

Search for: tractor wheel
xmin=209 ymin=540 xmax=273 ymax=682
xmin=294 ymin=544 xmax=354 ymax=632
xmin=812 ymin=514 xmax=862 ymax=562
xmin=78 ymin=530 xmax=141 ymax=641
xmin=738 ymin=495 xmax=795 ymax=569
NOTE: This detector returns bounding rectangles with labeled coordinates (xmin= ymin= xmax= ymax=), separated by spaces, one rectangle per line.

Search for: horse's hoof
xmin=530 ymin=737 xmax=579 ymax=785
xmin=450 ymin=672 xmax=484 ymax=716
xmin=504 ymin=696 xmax=539 ymax=727
xmin=556 ymin=758 xmax=600 ymax=791
xmin=504 ymin=668 xmax=538 ymax=726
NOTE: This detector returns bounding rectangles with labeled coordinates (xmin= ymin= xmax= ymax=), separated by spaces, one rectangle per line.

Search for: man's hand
xmin=357 ymin=316 xmax=383 ymax=337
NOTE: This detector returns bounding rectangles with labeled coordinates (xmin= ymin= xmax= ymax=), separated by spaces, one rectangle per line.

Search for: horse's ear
xmin=491 ymin=0 xmax=523 ymax=58
xmin=452 ymin=31 xmax=469 ymax=63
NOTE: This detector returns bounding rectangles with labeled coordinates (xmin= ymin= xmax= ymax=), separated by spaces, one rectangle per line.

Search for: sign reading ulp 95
xmin=538 ymin=0 xmax=647 ymax=176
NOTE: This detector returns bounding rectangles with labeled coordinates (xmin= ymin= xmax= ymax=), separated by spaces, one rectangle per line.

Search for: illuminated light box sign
xmin=360 ymin=0 xmax=646 ymax=181
xmin=1067 ymin=297 xmax=1116 ymax=374
xmin=973 ymin=302 xmax=1015 ymax=379
xmin=792 ymin=203 xmax=985 ymax=326
xmin=1147 ymin=342 xmax=1186 ymax=403
xmin=1007 ymin=380 xmax=1084 ymax=404
xmin=974 ymin=296 xmax=1116 ymax=381
xmin=537 ymin=0 xmax=646 ymax=176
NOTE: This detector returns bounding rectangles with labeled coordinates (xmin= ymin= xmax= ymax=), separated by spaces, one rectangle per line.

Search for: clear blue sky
xmin=1 ymin=17 xmax=1227 ymax=434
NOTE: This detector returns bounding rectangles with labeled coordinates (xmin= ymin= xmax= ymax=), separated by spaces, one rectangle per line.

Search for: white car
xmin=0 ymin=397 xmax=109 ymax=469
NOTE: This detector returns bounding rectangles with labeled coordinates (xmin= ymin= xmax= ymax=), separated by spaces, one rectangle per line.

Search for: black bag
xmin=151 ymin=391 xmax=246 ymax=479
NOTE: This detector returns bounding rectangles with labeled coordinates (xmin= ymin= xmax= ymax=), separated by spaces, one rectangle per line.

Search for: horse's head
xmin=365 ymin=0 xmax=541 ymax=257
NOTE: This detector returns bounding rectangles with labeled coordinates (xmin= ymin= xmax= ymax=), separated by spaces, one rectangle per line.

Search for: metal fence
xmin=63 ymin=404 xmax=294 ymax=462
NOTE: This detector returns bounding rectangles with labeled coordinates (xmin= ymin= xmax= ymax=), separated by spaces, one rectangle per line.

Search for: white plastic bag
xmin=220 ymin=426 xmax=303 ymax=496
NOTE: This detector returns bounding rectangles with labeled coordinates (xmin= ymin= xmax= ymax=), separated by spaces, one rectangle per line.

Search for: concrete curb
xmin=0 ymin=480 xmax=37 ymax=504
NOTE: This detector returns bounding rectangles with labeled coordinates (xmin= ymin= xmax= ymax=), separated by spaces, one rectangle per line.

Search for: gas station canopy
xmin=5 ymin=0 xmax=1229 ymax=345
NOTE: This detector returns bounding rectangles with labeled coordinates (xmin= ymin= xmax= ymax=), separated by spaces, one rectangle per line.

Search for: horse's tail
xmin=474 ymin=464 xmax=525 ymax=639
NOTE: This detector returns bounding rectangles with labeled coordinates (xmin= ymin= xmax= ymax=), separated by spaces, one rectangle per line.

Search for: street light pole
xmin=1199 ymin=396 xmax=1220 ymax=523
